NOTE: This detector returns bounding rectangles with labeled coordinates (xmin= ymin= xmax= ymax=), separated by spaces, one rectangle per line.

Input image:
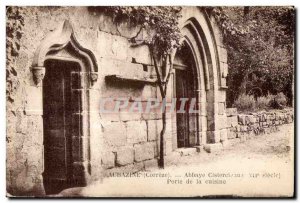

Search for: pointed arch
xmin=172 ymin=7 xmax=226 ymax=145
xmin=32 ymin=20 xmax=98 ymax=74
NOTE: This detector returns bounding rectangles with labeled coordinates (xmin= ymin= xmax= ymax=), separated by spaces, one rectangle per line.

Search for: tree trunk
xmin=239 ymin=68 xmax=253 ymax=96
xmin=239 ymin=72 xmax=249 ymax=95
xmin=159 ymin=110 xmax=166 ymax=168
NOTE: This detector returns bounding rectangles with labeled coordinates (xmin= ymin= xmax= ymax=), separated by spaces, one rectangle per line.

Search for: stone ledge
xmin=175 ymin=147 xmax=199 ymax=156
xmin=203 ymin=143 xmax=223 ymax=153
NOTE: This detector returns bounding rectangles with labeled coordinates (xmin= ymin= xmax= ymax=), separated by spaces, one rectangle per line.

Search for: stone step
xmin=175 ymin=147 xmax=199 ymax=156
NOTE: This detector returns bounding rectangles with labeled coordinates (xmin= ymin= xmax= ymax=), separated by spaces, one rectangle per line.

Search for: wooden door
xmin=43 ymin=60 xmax=79 ymax=194
xmin=176 ymin=70 xmax=190 ymax=148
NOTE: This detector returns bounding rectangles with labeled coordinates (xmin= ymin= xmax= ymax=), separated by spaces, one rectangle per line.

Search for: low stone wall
xmin=226 ymin=108 xmax=294 ymax=142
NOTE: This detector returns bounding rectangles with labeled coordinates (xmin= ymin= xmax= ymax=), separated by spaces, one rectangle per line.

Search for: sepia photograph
xmin=5 ymin=4 xmax=295 ymax=198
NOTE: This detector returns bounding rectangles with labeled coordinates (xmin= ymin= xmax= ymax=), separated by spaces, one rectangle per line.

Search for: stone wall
xmin=6 ymin=6 xmax=227 ymax=196
xmin=226 ymin=108 xmax=294 ymax=142
xmin=203 ymin=108 xmax=294 ymax=153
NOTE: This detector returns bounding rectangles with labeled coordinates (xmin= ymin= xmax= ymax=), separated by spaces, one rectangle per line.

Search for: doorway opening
xmin=174 ymin=44 xmax=198 ymax=148
xmin=42 ymin=59 xmax=81 ymax=194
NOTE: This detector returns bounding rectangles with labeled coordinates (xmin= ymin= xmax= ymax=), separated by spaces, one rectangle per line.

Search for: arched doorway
xmin=174 ymin=43 xmax=199 ymax=148
xmin=32 ymin=20 xmax=98 ymax=194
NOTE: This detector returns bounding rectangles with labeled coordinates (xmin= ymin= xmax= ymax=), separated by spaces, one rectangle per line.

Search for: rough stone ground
xmin=57 ymin=123 xmax=294 ymax=197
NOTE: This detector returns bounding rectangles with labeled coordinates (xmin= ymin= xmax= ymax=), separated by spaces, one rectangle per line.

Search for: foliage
xmin=6 ymin=6 xmax=25 ymax=105
xmin=99 ymin=6 xmax=182 ymax=57
xmin=269 ymin=92 xmax=287 ymax=109
xmin=212 ymin=7 xmax=295 ymax=107
xmin=256 ymin=93 xmax=274 ymax=110
xmin=233 ymin=92 xmax=287 ymax=112
xmin=233 ymin=93 xmax=256 ymax=112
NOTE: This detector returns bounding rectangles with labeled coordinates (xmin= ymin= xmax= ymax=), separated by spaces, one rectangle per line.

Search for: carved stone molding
xmin=32 ymin=20 xmax=98 ymax=87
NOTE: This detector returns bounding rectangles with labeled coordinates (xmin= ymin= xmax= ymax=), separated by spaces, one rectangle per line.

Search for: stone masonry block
xmin=217 ymin=115 xmax=228 ymax=129
xmin=126 ymin=120 xmax=147 ymax=144
xmin=165 ymin=138 xmax=173 ymax=155
xmin=116 ymin=147 xmax=134 ymax=166
xmin=207 ymin=130 xmax=221 ymax=143
xmin=238 ymin=115 xmax=246 ymax=125
xmin=218 ymin=46 xmax=228 ymax=63
xmin=147 ymin=119 xmax=160 ymax=141
xmin=227 ymin=116 xmax=238 ymax=128
xmin=220 ymin=129 xmax=228 ymax=142
xmin=144 ymin=159 xmax=158 ymax=170
xmin=203 ymin=143 xmax=223 ymax=153
xmin=154 ymin=140 xmax=166 ymax=157
xmin=147 ymin=119 xmax=172 ymax=141
xmin=218 ymin=102 xmax=225 ymax=115
xmin=103 ymin=122 xmax=126 ymax=147
xmin=247 ymin=115 xmax=256 ymax=124
xmin=227 ymin=129 xmax=237 ymax=139
xmin=134 ymin=142 xmax=155 ymax=162
xmin=101 ymin=151 xmax=115 ymax=169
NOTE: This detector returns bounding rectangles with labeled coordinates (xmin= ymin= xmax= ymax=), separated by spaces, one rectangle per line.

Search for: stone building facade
xmin=6 ymin=6 xmax=229 ymax=196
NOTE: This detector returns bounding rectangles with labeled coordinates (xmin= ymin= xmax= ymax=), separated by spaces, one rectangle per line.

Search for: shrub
xmin=256 ymin=93 xmax=275 ymax=110
xmin=269 ymin=92 xmax=287 ymax=109
xmin=234 ymin=92 xmax=288 ymax=112
xmin=233 ymin=93 xmax=256 ymax=112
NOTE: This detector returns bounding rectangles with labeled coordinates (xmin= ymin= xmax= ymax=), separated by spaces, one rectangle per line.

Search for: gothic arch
xmin=32 ymin=20 xmax=98 ymax=73
xmin=32 ymin=20 xmax=98 ymax=193
xmin=174 ymin=7 xmax=223 ymax=145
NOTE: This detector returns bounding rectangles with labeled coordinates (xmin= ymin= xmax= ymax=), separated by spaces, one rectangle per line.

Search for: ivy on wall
xmin=6 ymin=6 xmax=25 ymax=105
xmin=92 ymin=6 xmax=182 ymax=57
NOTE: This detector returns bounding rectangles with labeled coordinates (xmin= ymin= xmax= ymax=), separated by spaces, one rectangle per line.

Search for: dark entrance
xmin=175 ymin=44 xmax=198 ymax=148
xmin=42 ymin=59 xmax=80 ymax=194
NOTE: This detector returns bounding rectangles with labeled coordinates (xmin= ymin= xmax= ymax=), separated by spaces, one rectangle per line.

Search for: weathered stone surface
xmin=218 ymin=102 xmax=225 ymax=115
xmin=176 ymin=147 xmax=198 ymax=156
xmin=154 ymin=140 xmax=166 ymax=157
xmin=134 ymin=142 xmax=155 ymax=162
xmin=217 ymin=115 xmax=228 ymax=130
xmin=119 ymin=110 xmax=142 ymax=121
xmin=141 ymin=85 xmax=157 ymax=101
xmin=147 ymin=119 xmax=160 ymax=141
xmin=207 ymin=130 xmax=221 ymax=143
xmin=240 ymin=125 xmax=248 ymax=132
xmin=227 ymin=116 xmax=238 ymax=128
xmin=101 ymin=152 xmax=115 ymax=169
xmin=141 ymin=112 xmax=162 ymax=120
xmin=203 ymin=143 xmax=223 ymax=153
xmin=238 ymin=115 xmax=246 ymax=125
xmin=144 ymin=159 xmax=158 ymax=170
xmin=238 ymin=133 xmax=247 ymax=142
xmin=220 ymin=129 xmax=228 ymax=142
xmin=147 ymin=119 xmax=172 ymax=142
xmin=116 ymin=147 xmax=134 ymax=166
xmin=126 ymin=121 xmax=147 ymax=144
xmin=218 ymin=46 xmax=228 ymax=63
xmin=103 ymin=121 xmax=127 ymax=147
xmin=227 ymin=129 xmax=237 ymax=139
xmin=247 ymin=115 xmax=257 ymax=124
xmin=24 ymin=85 xmax=43 ymax=115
